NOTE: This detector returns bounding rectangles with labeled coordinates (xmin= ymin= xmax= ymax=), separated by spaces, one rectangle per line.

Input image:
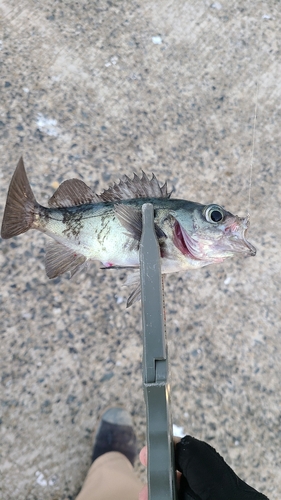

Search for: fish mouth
xmin=230 ymin=235 xmax=256 ymax=256
xmin=173 ymin=217 xmax=256 ymax=262
xmin=224 ymin=216 xmax=256 ymax=257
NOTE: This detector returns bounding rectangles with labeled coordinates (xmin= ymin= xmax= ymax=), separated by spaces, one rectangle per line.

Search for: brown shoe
xmin=92 ymin=407 xmax=137 ymax=466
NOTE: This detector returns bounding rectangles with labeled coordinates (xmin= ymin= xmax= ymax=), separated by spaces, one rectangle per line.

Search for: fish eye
xmin=205 ymin=205 xmax=225 ymax=223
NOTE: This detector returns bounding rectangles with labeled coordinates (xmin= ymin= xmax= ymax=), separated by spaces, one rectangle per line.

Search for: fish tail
xmin=1 ymin=157 xmax=38 ymax=239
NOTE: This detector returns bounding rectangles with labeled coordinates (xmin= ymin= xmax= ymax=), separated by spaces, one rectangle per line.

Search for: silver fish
xmin=1 ymin=158 xmax=256 ymax=306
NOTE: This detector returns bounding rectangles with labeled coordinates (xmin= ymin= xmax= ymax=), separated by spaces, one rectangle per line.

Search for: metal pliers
xmin=139 ymin=203 xmax=178 ymax=500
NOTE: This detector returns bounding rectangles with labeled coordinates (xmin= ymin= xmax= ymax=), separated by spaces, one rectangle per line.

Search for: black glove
xmin=175 ymin=435 xmax=269 ymax=500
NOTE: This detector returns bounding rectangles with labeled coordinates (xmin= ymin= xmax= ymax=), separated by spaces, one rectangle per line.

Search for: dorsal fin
xmin=48 ymin=179 xmax=101 ymax=208
xmin=99 ymin=171 xmax=171 ymax=202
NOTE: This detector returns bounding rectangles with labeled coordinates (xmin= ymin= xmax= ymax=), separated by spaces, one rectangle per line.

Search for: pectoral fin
xmin=115 ymin=204 xmax=167 ymax=243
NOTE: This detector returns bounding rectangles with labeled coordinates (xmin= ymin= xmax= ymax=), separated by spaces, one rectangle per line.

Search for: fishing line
xmin=247 ymin=79 xmax=259 ymax=217
xmin=247 ymin=14 xmax=263 ymax=217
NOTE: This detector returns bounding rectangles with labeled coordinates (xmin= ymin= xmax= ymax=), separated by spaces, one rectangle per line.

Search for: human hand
xmin=138 ymin=439 xmax=181 ymax=500
xmin=139 ymin=435 xmax=269 ymax=500
xmin=138 ymin=446 xmax=148 ymax=500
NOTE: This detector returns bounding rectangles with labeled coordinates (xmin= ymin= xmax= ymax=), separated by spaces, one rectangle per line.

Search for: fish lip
xmin=241 ymin=237 xmax=256 ymax=256
xmin=228 ymin=235 xmax=256 ymax=256
xmin=243 ymin=216 xmax=256 ymax=256
xmin=225 ymin=216 xmax=256 ymax=257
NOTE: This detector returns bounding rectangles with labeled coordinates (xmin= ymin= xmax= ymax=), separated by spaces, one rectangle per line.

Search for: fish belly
xmin=37 ymin=205 xmax=140 ymax=268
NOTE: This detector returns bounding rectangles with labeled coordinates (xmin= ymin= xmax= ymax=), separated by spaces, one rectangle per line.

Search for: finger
xmin=139 ymin=446 xmax=148 ymax=466
xmin=176 ymin=470 xmax=182 ymax=489
xmin=139 ymin=437 xmax=180 ymax=468
xmin=139 ymin=484 xmax=148 ymax=500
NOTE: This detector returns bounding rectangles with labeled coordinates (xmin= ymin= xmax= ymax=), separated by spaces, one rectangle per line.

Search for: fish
xmin=1 ymin=157 xmax=256 ymax=306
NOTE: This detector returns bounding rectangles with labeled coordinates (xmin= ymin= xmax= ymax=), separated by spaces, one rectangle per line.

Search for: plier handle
xmin=140 ymin=203 xmax=178 ymax=500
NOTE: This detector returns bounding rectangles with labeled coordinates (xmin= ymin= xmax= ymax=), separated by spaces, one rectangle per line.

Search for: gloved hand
xmin=176 ymin=435 xmax=269 ymax=500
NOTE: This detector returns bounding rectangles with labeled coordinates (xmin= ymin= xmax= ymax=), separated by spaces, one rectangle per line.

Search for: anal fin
xmin=124 ymin=271 xmax=141 ymax=307
xmin=45 ymin=241 xmax=87 ymax=278
xmin=126 ymin=284 xmax=141 ymax=308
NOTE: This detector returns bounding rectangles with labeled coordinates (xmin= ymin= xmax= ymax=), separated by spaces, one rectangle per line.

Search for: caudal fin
xmin=1 ymin=157 xmax=38 ymax=239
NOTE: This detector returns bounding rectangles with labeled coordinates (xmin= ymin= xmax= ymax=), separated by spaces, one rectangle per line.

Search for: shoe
xmin=92 ymin=407 xmax=137 ymax=466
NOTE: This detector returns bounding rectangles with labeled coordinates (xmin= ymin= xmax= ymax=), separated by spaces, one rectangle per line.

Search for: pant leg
xmin=76 ymin=451 xmax=143 ymax=500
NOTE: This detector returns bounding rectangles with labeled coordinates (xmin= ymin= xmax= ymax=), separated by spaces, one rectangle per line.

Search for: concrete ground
xmin=0 ymin=1 xmax=280 ymax=499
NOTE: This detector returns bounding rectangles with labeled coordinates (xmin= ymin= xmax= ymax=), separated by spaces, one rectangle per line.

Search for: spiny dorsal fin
xmin=99 ymin=171 xmax=171 ymax=202
xmin=48 ymin=179 xmax=101 ymax=208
